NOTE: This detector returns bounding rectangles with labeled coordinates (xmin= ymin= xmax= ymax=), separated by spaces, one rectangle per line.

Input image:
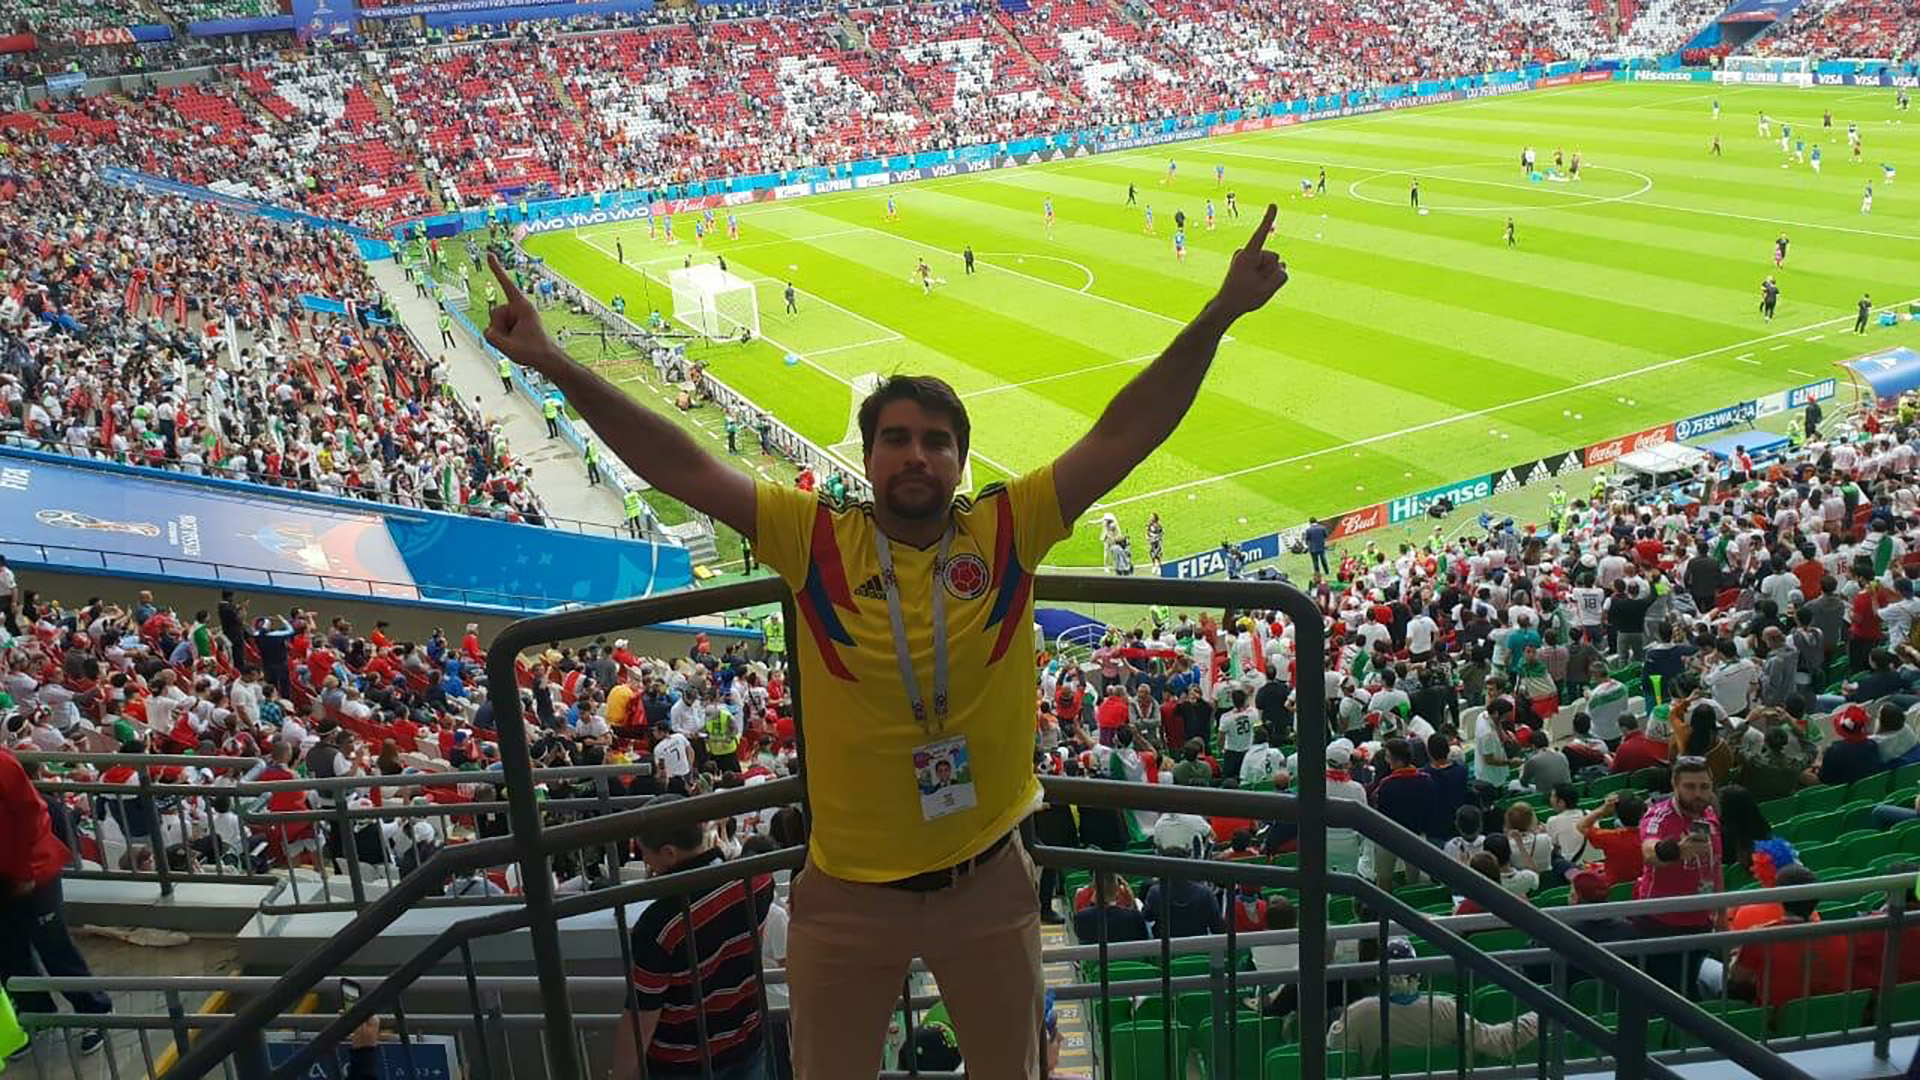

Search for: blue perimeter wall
xmin=0 ymin=447 xmax=690 ymax=614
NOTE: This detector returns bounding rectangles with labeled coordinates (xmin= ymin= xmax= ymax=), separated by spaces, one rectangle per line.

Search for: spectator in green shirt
xmin=1171 ymin=738 xmax=1213 ymax=786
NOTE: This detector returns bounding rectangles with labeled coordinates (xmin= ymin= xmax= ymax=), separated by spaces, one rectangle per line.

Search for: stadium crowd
xmin=0 ymin=134 xmax=553 ymax=525
xmin=2 ymin=572 xmax=792 ymax=892
xmin=7 ymin=0 xmax=1754 ymax=232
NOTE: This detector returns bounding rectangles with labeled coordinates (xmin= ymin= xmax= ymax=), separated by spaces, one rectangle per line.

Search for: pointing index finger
xmin=486 ymin=252 xmax=528 ymax=304
xmin=1246 ymin=203 xmax=1278 ymax=253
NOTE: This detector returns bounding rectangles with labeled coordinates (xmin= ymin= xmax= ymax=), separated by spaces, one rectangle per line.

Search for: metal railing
xmin=23 ymin=827 xmax=1915 ymax=1080
xmin=22 ymin=751 xmax=654 ymax=912
xmin=145 ymin=575 xmax=1838 ymax=1080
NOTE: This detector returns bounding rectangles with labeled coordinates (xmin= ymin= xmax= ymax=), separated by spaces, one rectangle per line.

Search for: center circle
xmin=1344 ymin=162 xmax=1653 ymax=214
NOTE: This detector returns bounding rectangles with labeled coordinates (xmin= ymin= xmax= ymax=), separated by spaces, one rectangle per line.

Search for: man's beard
xmin=883 ymin=476 xmax=947 ymax=519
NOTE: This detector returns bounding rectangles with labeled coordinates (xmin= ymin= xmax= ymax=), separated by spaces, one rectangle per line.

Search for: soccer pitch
xmin=523 ymin=81 xmax=1920 ymax=569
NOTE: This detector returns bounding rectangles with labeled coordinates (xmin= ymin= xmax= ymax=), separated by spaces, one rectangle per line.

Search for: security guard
xmin=498 ymin=354 xmax=513 ymax=394
xmin=542 ymin=393 xmax=561 ymax=438
xmin=623 ymin=489 xmax=643 ymax=538
xmin=584 ymin=440 xmax=601 ymax=486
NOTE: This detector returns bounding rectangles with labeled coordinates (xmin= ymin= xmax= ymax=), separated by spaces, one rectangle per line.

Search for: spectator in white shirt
xmin=1704 ymin=639 xmax=1759 ymax=717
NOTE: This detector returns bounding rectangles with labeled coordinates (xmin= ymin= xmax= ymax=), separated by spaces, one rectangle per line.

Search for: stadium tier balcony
xmin=11 ymin=0 xmax=154 ymax=35
xmin=153 ymin=0 xmax=286 ymax=22
xmin=0 ymin=134 xmax=547 ymax=525
xmin=1756 ymin=0 xmax=1920 ymax=58
xmin=1612 ymin=0 xmax=1730 ymax=54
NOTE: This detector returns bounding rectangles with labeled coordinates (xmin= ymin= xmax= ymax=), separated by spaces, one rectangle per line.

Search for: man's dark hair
xmin=857 ymin=375 xmax=970 ymax=461
xmin=1426 ymin=733 xmax=1451 ymax=763
xmin=1481 ymin=831 xmax=1512 ymax=868
xmin=1382 ymin=737 xmax=1412 ymax=768
xmin=1777 ymin=864 xmax=1819 ymax=920
xmin=1614 ymin=791 xmax=1648 ymax=827
xmin=1671 ymin=756 xmax=1713 ymax=787
xmin=1455 ymin=804 xmax=1483 ymax=838
xmin=635 ymin=793 xmax=705 ymax=855
xmin=1551 ymin=782 xmax=1579 ymax=810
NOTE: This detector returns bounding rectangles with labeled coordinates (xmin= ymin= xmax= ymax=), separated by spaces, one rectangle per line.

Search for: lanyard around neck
xmin=873 ymin=524 xmax=955 ymax=733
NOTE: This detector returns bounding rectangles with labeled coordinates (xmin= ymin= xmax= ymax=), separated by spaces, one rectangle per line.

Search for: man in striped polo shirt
xmin=611 ymin=794 xmax=775 ymax=1079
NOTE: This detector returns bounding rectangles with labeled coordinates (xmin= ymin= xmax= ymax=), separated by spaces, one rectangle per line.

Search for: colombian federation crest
xmin=943 ymin=553 xmax=988 ymax=600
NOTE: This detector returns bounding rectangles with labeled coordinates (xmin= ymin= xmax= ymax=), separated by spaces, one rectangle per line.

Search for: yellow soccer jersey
xmin=755 ymin=466 xmax=1071 ymax=881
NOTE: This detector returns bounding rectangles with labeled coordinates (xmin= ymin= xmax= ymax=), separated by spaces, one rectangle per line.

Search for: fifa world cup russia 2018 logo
xmin=35 ymin=509 xmax=162 ymax=538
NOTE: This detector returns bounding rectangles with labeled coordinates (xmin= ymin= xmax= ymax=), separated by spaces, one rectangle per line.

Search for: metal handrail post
xmin=139 ymin=764 xmax=173 ymax=898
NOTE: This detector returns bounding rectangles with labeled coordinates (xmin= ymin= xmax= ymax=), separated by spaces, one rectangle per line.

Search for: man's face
xmin=935 ymin=760 xmax=953 ymax=783
xmin=865 ymin=399 xmax=962 ymax=522
xmin=1674 ymin=770 xmax=1716 ymax=816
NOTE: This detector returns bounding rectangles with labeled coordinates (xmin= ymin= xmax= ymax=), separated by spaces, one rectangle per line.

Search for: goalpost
xmin=668 ymin=264 xmax=761 ymax=341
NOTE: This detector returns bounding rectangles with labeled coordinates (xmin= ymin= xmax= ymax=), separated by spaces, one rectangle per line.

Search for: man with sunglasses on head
xmin=1633 ymin=756 xmax=1724 ymax=997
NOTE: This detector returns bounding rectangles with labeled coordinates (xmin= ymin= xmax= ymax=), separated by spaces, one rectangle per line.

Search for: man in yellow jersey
xmin=477 ymin=205 xmax=1288 ymax=1078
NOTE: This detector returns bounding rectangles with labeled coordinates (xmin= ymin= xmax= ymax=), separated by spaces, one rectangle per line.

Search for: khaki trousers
xmin=786 ymin=833 xmax=1044 ymax=1078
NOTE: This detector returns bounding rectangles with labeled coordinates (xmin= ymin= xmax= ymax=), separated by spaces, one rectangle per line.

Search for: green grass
xmin=522 ymin=81 xmax=1920 ymax=569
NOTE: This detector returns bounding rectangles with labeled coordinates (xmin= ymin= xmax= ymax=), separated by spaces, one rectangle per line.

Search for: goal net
xmin=668 ymin=265 xmax=760 ymax=341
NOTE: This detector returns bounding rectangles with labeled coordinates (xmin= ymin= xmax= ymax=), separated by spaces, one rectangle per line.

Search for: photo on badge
xmin=914 ymin=734 xmax=977 ymax=819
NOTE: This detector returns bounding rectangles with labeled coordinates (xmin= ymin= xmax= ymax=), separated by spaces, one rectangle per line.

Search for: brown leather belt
xmin=880 ymin=833 xmax=1014 ymax=892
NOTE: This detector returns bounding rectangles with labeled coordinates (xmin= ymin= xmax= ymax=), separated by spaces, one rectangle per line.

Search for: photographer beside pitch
xmin=481 ymin=206 xmax=1288 ymax=1078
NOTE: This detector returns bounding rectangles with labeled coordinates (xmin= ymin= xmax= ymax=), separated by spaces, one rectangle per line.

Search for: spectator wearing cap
xmin=1324 ymin=739 xmax=1368 ymax=873
xmin=1327 ymin=937 xmax=1540 ymax=1068
xmin=1820 ymin=704 xmax=1888 ymax=786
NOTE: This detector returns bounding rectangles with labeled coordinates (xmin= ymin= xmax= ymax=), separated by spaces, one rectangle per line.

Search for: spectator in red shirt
xmin=1704 ymin=865 xmax=1852 ymax=1010
xmin=1609 ymin=713 xmax=1670 ymax=775
xmin=1094 ymin=684 xmax=1130 ymax=746
xmin=0 ymin=748 xmax=113 ymax=1050
xmin=1850 ymin=566 xmax=1891 ymax=674
xmin=1633 ymin=759 xmax=1724 ymax=996
xmin=1578 ymin=790 xmax=1647 ymax=886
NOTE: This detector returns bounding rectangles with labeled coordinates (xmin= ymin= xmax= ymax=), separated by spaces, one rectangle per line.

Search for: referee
xmin=1856 ymin=293 xmax=1872 ymax=334
xmin=1410 ymin=178 xmax=1420 ymax=210
xmin=784 ymin=281 xmax=798 ymax=314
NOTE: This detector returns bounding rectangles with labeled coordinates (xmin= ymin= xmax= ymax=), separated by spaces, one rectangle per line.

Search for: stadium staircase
xmin=55 ymin=577 xmax=1900 ymax=1080
xmin=992 ymin=7 xmax=1087 ymax=107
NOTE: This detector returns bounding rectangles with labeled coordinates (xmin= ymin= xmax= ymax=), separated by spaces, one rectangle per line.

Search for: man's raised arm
xmin=481 ymin=254 xmax=756 ymax=539
xmin=1052 ymin=204 xmax=1289 ymax=524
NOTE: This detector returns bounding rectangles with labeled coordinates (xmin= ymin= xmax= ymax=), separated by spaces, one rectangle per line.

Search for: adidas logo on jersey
xmin=853 ymin=574 xmax=887 ymax=600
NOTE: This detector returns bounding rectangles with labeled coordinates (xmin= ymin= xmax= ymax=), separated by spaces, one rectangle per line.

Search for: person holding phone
xmin=1633 ymin=757 xmax=1724 ymax=996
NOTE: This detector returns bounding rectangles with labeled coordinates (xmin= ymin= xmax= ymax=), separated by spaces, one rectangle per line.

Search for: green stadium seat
xmin=1840 ymin=799 xmax=1884 ymax=830
xmin=1568 ymin=980 xmax=1614 ymax=1017
xmin=1472 ymin=985 xmax=1518 ymax=1023
xmin=1723 ymin=863 xmax=1756 ymax=892
xmin=1883 ymin=982 xmax=1920 ymax=1024
xmin=1169 ymin=954 xmax=1214 ymax=980
xmin=1790 ymin=810 xmax=1850 ymax=846
xmin=1633 ymin=766 xmax=1670 ymax=791
xmin=1566 ymin=1013 xmax=1670 ymax=1062
xmin=1582 ymin=768 xmax=1628 ymax=795
xmin=1777 ymin=990 xmax=1872 ymax=1038
xmin=1196 ymin=1013 xmax=1285 ymax=1080
xmin=1835 ymin=827 xmax=1881 ymax=849
xmin=1264 ymin=1046 xmax=1360 ymax=1080
xmin=1796 ymin=842 xmax=1846 ymax=873
xmin=1533 ymin=885 xmax=1570 ymax=908
xmin=1468 ymin=929 xmax=1532 ymax=955
xmin=1795 ymin=785 xmax=1847 ymax=815
xmin=1900 ymin=822 xmax=1920 ymax=854
xmin=1173 ymin=991 xmax=1214 ymax=1038
xmin=1850 ymin=772 xmax=1893 ymax=803
xmin=1386 ymin=1044 xmax=1461 ymax=1075
xmin=1671 ymin=1001 xmax=1771 ymax=1046
xmin=1894 ymin=761 xmax=1920 ymax=791
xmin=1107 ymin=1019 xmax=1188 ymax=1080
xmin=1843 ymin=830 xmax=1902 ymax=868
xmin=1328 ymin=895 xmax=1356 ymax=925
xmin=1757 ymin=795 xmax=1798 ymax=826
xmin=1395 ymin=883 xmax=1452 ymax=909
xmin=1086 ymin=959 xmax=1160 ymax=986
xmin=1609 ymin=881 xmax=1636 ymax=902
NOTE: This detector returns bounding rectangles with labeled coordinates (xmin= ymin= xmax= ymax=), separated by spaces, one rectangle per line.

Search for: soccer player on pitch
xmin=1410 ymin=178 xmax=1420 ymax=211
xmin=886 ymin=194 xmax=898 ymax=221
xmin=1205 ymin=199 xmax=1216 ymax=231
xmin=1317 ymin=166 xmax=1327 ymax=196
xmin=1774 ymin=234 xmax=1789 ymax=268
xmin=1215 ymin=163 xmax=1225 ymax=187
xmin=1143 ymin=205 xmax=1155 ymax=234
xmin=1164 ymin=159 xmax=1176 ymax=185
xmin=727 ymin=212 xmax=739 ymax=240
xmin=1173 ymin=227 xmax=1187 ymax=262
xmin=1043 ymin=197 xmax=1054 ymax=238
xmin=1504 ymin=218 xmax=1516 ymax=248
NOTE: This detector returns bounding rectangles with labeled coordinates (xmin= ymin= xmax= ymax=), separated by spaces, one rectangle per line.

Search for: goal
xmin=668 ymin=264 xmax=761 ymax=341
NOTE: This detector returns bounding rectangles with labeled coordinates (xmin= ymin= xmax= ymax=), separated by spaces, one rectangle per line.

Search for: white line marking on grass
xmin=809 ymin=335 xmax=906 ymax=357
xmin=1789 ymin=368 xmax=1819 ymax=378
xmin=1808 ymin=335 xmax=1825 ymax=341
xmin=961 ymin=353 xmax=1156 ymax=398
xmin=1089 ymin=297 xmax=1920 ymax=512
xmin=1770 ymin=343 xmax=1792 ymax=351
xmin=1738 ymin=355 xmax=1761 ymax=364
xmin=1629 ymin=199 xmax=1920 ymax=242
xmin=1623 ymin=90 xmax=1724 ymax=111
xmin=975 ymin=251 xmax=1097 ymax=292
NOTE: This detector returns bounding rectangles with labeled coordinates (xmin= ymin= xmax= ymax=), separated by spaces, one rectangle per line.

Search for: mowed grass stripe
xmin=532 ymin=82 xmax=1920 ymax=564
